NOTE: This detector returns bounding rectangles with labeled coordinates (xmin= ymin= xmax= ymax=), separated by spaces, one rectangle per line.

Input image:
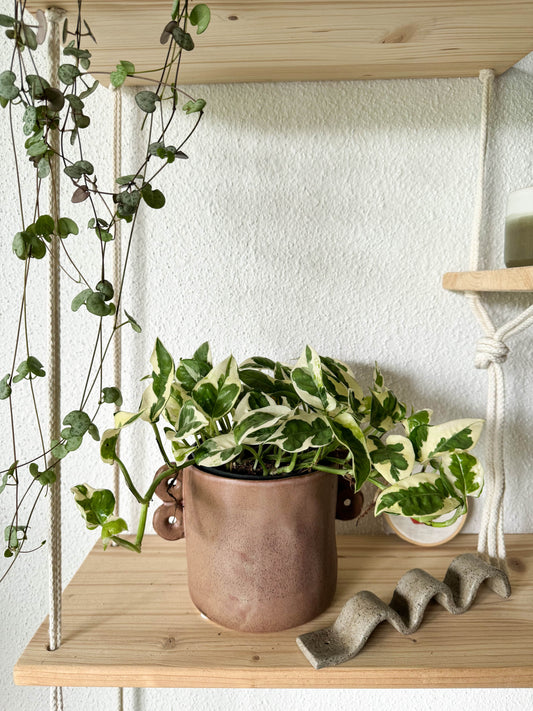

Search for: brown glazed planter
xmin=153 ymin=465 xmax=347 ymax=632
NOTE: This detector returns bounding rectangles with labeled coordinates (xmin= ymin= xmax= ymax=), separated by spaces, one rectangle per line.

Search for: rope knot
xmin=475 ymin=335 xmax=509 ymax=369
xmin=45 ymin=7 xmax=67 ymax=25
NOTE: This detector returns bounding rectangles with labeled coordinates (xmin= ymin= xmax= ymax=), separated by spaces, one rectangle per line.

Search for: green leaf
xmin=86 ymin=292 xmax=114 ymax=317
xmin=141 ymin=183 xmax=165 ymax=209
xmin=0 ymin=373 xmax=11 ymax=400
xmin=135 ymin=90 xmax=160 ymax=113
xmin=100 ymin=429 xmax=120 ymax=465
xmin=12 ymin=231 xmax=30 ymax=260
xmin=330 ymin=412 xmax=371 ymax=489
xmin=64 ymin=160 xmax=94 ymax=180
xmin=171 ymin=25 xmax=194 ymax=50
xmin=22 ymin=24 xmax=38 ymax=50
xmin=0 ymin=14 xmax=15 ymax=27
xmin=189 ymin=4 xmax=211 ymax=34
xmin=0 ymin=70 xmax=19 ymax=101
xmin=193 ymin=341 xmax=212 ymax=365
xmin=115 ymin=189 xmax=141 ymax=217
xmin=58 ymin=63 xmax=81 ymax=85
xmin=22 ymin=106 xmax=37 ymax=135
xmin=71 ymin=484 xmax=116 ymax=528
xmin=177 ymin=358 xmax=212 ymax=392
xmin=116 ymin=174 xmax=140 ymax=186
xmin=63 ymin=410 xmax=92 ymax=438
xmin=96 ymin=280 xmax=114 ymax=301
xmin=29 ymin=462 xmax=56 ymax=486
xmin=57 ymin=217 xmax=79 ymax=237
xmin=34 ymin=214 xmax=55 ymax=237
xmin=4 ymin=524 xmax=26 ymax=550
xmin=37 ymin=156 xmax=50 ymax=179
xmin=71 ymin=288 xmax=92 ymax=312
xmin=233 ymin=391 xmax=275 ymax=421
xmin=192 ymin=355 xmax=242 ymax=419
xmin=0 ymin=462 xmax=17 ymax=494
xmin=25 ymin=74 xmax=50 ymax=99
xmin=124 ymin=310 xmax=142 ymax=333
xmin=50 ymin=439 xmax=68 ymax=460
xmin=101 ymin=516 xmax=128 ymax=548
xmin=101 ymin=386 xmax=123 ymax=408
xmin=88 ymin=423 xmax=100 ymax=441
xmin=95 ymin=227 xmax=114 ymax=242
xmin=79 ymin=80 xmax=99 ymax=100
xmin=12 ymin=356 xmax=45 ymax=383
xmin=182 ymin=98 xmax=206 ymax=114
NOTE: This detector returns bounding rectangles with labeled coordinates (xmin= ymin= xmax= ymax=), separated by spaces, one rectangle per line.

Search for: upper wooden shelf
xmin=25 ymin=1 xmax=533 ymax=85
xmin=443 ymin=266 xmax=533 ymax=292
xmin=14 ymin=534 xmax=533 ymax=688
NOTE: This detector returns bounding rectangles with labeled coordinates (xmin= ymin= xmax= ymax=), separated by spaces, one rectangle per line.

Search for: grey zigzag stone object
xmin=296 ymin=553 xmax=511 ymax=669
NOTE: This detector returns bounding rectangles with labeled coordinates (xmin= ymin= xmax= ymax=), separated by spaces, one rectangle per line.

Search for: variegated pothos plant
xmin=72 ymin=341 xmax=484 ymax=552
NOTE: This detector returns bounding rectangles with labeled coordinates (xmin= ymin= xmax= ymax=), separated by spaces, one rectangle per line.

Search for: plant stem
xmin=151 ymin=422 xmax=171 ymax=466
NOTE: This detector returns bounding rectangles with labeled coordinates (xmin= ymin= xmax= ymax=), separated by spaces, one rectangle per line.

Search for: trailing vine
xmin=0 ymin=0 xmax=210 ymax=579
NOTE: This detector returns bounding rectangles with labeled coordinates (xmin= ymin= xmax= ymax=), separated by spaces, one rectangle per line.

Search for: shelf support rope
xmin=46 ymin=7 xmax=66 ymax=711
xmin=111 ymin=83 xmax=125 ymax=711
xmin=468 ymin=69 xmax=533 ymax=567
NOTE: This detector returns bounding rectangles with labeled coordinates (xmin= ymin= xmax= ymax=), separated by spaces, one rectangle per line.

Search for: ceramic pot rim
xmin=194 ymin=462 xmax=321 ymax=482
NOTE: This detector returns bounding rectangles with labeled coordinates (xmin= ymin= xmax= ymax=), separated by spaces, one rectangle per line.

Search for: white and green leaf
xmin=170 ymin=441 xmax=195 ymax=464
xmin=173 ymin=399 xmax=209 ymax=438
xmin=194 ymin=433 xmax=243 ymax=468
xmin=71 ymin=483 xmax=116 ymax=530
xmin=271 ymin=412 xmax=333 ymax=453
xmin=192 ymin=355 xmax=241 ymax=419
xmin=234 ymin=405 xmax=292 ymax=445
xmin=233 ymin=391 xmax=276 ymax=421
xmin=320 ymin=355 xmax=364 ymax=405
xmin=100 ymin=428 xmax=120 ymax=464
xmin=369 ymin=389 xmax=406 ymax=432
xmin=375 ymin=471 xmax=461 ymax=519
xmin=419 ymin=418 xmax=484 ymax=462
xmin=114 ymin=410 xmax=143 ymax=429
xmin=291 ymin=345 xmax=337 ymax=412
xmin=402 ymin=409 xmax=432 ymax=435
xmin=369 ymin=434 xmax=415 ymax=484
xmin=438 ymin=451 xmax=484 ymax=499
xmin=330 ymin=411 xmax=371 ymax=489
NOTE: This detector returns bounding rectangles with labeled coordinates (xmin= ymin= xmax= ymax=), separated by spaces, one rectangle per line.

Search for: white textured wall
xmin=1 ymin=1 xmax=533 ymax=706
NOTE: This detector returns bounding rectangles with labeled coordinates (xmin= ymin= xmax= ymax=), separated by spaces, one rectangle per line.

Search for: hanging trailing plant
xmin=0 ymin=0 xmax=210 ymax=579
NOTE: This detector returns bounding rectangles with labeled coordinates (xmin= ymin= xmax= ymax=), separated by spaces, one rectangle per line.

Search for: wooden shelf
xmin=25 ymin=1 xmax=533 ymax=85
xmin=443 ymin=266 xmax=533 ymax=292
xmin=14 ymin=534 xmax=533 ymax=688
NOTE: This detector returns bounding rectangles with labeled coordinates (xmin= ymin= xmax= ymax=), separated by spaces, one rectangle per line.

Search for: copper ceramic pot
xmin=153 ymin=465 xmax=358 ymax=632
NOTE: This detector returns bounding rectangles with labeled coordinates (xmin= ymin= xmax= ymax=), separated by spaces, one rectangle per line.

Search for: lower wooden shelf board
xmin=442 ymin=266 xmax=533 ymax=292
xmin=13 ymin=534 xmax=533 ymax=689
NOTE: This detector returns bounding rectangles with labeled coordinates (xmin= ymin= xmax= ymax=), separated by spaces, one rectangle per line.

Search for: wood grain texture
xmin=13 ymin=534 xmax=533 ymax=688
xmin=24 ymin=1 xmax=533 ymax=85
xmin=443 ymin=266 xmax=533 ymax=291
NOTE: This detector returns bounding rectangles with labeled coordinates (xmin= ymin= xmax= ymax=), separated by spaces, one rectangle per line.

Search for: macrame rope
xmin=46 ymin=8 xmax=66 ymax=711
xmin=111 ymin=85 xmax=125 ymax=711
xmin=112 ymin=86 xmax=123 ymax=519
xmin=468 ymin=69 xmax=533 ymax=565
